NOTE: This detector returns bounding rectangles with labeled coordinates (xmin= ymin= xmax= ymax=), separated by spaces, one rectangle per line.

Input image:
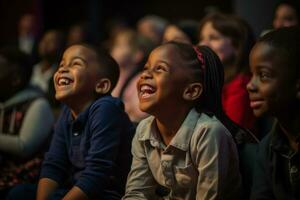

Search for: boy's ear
xmin=95 ymin=78 xmax=111 ymax=94
xmin=183 ymin=82 xmax=203 ymax=101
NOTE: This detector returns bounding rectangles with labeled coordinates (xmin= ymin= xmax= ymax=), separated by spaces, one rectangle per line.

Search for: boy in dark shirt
xmin=9 ymin=44 xmax=135 ymax=200
xmin=247 ymin=27 xmax=300 ymax=199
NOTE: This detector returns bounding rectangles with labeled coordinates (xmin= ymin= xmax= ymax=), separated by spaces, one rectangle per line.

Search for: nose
xmin=246 ymin=76 xmax=257 ymax=93
xmin=57 ymin=65 xmax=69 ymax=73
xmin=140 ymin=68 xmax=153 ymax=80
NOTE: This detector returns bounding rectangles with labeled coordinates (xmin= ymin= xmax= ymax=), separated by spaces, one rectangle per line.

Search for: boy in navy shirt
xmin=9 ymin=44 xmax=134 ymax=200
xmin=38 ymin=44 xmax=134 ymax=200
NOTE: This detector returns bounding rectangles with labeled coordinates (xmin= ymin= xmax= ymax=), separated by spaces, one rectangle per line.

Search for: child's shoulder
xmin=90 ymin=95 xmax=125 ymax=112
xmin=193 ymin=112 xmax=232 ymax=139
xmin=134 ymin=115 xmax=155 ymax=140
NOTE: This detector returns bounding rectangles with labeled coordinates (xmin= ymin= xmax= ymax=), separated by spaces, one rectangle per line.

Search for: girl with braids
xmin=122 ymin=41 xmax=241 ymax=200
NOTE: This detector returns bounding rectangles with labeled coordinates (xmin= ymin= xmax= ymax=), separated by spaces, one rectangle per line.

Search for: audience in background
xmin=163 ymin=19 xmax=198 ymax=44
xmin=137 ymin=15 xmax=168 ymax=46
xmin=198 ymin=13 xmax=257 ymax=133
xmin=0 ymin=47 xmax=54 ymax=198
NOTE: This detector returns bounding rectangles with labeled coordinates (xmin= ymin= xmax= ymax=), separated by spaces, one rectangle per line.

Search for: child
xmin=123 ymin=42 xmax=241 ymax=199
xmin=248 ymin=27 xmax=300 ymax=199
xmin=0 ymin=47 xmax=54 ymax=198
xmin=9 ymin=44 xmax=135 ymax=200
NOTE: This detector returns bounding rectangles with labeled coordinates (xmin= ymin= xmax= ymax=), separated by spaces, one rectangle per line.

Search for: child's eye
xmin=143 ymin=66 xmax=149 ymax=71
xmin=258 ymin=71 xmax=271 ymax=81
xmin=58 ymin=63 xmax=64 ymax=68
xmin=155 ymin=65 xmax=167 ymax=72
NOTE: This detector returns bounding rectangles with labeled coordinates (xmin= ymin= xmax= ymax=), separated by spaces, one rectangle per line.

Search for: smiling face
xmin=137 ymin=44 xmax=191 ymax=115
xmin=54 ymin=45 xmax=101 ymax=106
xmin=247 ymin=42 xmax=298 ymax=117
xmin=199 ymin=22 xmax=236 ymax=64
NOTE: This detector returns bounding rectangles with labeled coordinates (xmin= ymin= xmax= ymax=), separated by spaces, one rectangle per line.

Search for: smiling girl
xmin=123 ymin=42 xmax=242 ymax=200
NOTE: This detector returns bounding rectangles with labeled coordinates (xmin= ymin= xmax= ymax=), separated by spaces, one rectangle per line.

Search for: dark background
xmin=0 ymin=0 xmax=281 ymax=45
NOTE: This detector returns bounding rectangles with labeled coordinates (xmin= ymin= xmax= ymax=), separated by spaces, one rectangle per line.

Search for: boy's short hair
xmin=79 ymin=43 xmax=120 ymax=93
xmin=258 ymin=26 xmax=300 ymax=79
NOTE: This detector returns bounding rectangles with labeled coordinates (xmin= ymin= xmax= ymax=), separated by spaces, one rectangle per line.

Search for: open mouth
xmin=57 ymin=77 xmax=74 ymax=87
xmin=139 ymin=84 xmax=156 ymax=99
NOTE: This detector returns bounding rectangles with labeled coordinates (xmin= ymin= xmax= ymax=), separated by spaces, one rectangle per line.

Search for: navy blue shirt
xmin=40 ymin=95 xmax=135 ymax=199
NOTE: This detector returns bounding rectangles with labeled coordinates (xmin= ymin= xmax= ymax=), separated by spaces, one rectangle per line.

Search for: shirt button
xmin=165 ymin=179 xmax=172 ymax=186
xmin=291 ymin=166 xmax=298 ymax=173
xmin=73 ymin=132 xmax=79 ymax=136
xmin=162 ymin=161 xmax=168 ymax=168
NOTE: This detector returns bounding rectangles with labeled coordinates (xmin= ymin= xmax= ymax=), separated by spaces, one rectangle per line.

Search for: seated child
xmin=0 ymin=47 xmax=54 ymax=198
xmin=8 ymin=44 xmax=135 ymax=200
xmin=248 ymin=27 xmax=300 ymax=199
xmin=122 ymin=42 xmax=241 ymax=199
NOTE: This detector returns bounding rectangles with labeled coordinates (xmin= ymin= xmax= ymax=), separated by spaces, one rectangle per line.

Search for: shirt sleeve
xmin=122 ymin=123 xmax=158 ymax=200
xmin=250 ymin=135 xmax=275 ymax=200
xmin=40 ymin=106 xmax=71 ymax=184
xmin=74 ymin=100 xmax=131 ymax=199
xmin=191 ymin=121 xmax=241 ymax=200
xmin=0 ymin=98 xmax=54 ymax=158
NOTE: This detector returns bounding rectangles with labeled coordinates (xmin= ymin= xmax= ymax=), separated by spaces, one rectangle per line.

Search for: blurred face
xmin=138 ymin=21 xmax=161 ymax=45
xmin=273 ymin=4 xmax=298 ymax=29
xmin=110 ymin=33 xmax=135 ymax=68
xmin=54 ymin=45 xmax=100 ymax=105
xmin=247 ymin=43 xmax=297 ymax=117
xmin=137 ymin=44 xmax=189 ymax=115
xmin=163 ymin=25 xmax=191 ymax=44
xmin=199 ymin=22 xmax=236 ymax=64
xmin=38 ymin=31 xmax=61 ymax=61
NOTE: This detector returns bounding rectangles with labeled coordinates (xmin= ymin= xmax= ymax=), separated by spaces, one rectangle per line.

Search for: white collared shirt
xmin=123 ymin=109 xmax=241 ymax=200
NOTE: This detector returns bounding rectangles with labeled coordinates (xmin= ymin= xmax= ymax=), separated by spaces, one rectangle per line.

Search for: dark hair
xmin=258 ymin=26 xmax=300 ymax=79
xmin=175 ymin=20 xmax=199 ymax=44
xmin=165 ymin=41 xmax=245 ymax=139
xmin=78 ymin=43 xmax=120 ymax=93
xmin=198 ymin=13 xmax=255 ymax=73
xmin=0 ymin=46 xmax=32 ymax=86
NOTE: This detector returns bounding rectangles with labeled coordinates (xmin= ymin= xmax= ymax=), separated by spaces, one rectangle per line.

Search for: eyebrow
xmin=71 ymin=56 xmax=88 ymax=65
xmin=155 ymin=60 xmax=170 ymax=66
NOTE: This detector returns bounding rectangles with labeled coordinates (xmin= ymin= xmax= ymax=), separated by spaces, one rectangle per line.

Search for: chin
xmin=253 ymin=108 xmax=268 ymax=118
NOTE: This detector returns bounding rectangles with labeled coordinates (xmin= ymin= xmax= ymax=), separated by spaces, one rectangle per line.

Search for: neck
xmin=68 ymin=99 xmax=94 ymax=119
xmin=277 ymin=108 xmax=300 ymax=151
xmin=155 ymin=106 xmax=191 ymax=145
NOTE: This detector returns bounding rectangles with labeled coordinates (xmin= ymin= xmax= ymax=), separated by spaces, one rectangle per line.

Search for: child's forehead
xmin=152 ymin=44 xmax=179 ymax=58
xmin=63 ymin=45 xmax=97 ymax=60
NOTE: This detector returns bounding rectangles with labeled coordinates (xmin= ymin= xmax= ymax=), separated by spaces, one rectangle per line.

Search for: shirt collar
xmin=138 ymin=108 xmax=200 ymax=151
xmin=270 ymin=120 xmax=297 ymax=157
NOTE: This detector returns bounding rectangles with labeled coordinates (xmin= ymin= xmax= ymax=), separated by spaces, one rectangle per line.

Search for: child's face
xmin=163 ymin=25 xmax=191 ymax=44
xmin=137 ymin=44 xmax=190 ymax=115
xmin=54 ymin=45 xmax=100 ymax=104
xmin=247 ymin=43 xmax=297 ymax=117
xmin=199 ymin=22 xmax=236 ymax=64
xmin=110 ymin=33 xmax=135 ymax=68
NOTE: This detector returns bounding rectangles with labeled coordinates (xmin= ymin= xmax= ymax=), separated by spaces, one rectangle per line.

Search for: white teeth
xmin=58 ymin=78 xmax=71 ymax=86
xmin=140 ymin=85 xmax=154 ymax=93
